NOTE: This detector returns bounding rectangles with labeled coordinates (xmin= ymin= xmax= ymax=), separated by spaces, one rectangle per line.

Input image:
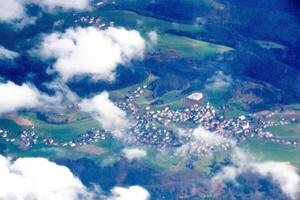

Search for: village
xmin=0 ymin=84 xmax=299 ymax=155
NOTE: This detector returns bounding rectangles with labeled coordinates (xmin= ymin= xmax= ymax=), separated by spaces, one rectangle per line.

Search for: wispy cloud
xmin=0 ymin=46 xmax=19 ymax=60
xmin=205 ymin=71 xmax=232 ymax=90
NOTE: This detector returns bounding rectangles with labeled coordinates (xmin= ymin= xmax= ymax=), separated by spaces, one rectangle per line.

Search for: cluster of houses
xmin=114 ymin=85 xmax=300 ymax=153
xmin=0 ymin=84 xmax=299 ymax=154
xmin=0 ymin=126 xmax=108 ymax=150
xmin=44 ymin=128 xmax=108 ymax=148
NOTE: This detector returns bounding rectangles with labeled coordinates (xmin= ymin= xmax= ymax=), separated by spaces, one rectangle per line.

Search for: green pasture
xmin=266 ymin=123 xmax=300 ymax=140
xmin=156 ymin=33 xmax=232 ymax=58
xmin=20 ymin=112 xmax=101 ymax=143
xmin=240 ymin=139 xmax=300 ymax=172
xmin=96 ymin=10 xmax=201 ymax=33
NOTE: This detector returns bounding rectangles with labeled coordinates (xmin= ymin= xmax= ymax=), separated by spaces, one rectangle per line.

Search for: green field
xmin=117 ymin=0 xmax=223 ymax=10
xmin=266 ymin=123 xmax=300 ymax=140
xmin=20 ymin=112 xmax=101 ymax=143
xmin=96 ymin=10 xmax=202 ymax=33
xmin=110 ymin=73 xmax=158 ymax=98
xmin=156 ymin=33 xmax=232 ymax=58
xmin=0 ymin=119 xmax=22 ymax=137
xmin=240 ymin=139 xmax=300 ymax=172
xmin=94 ymin=10 xmax=232 ymax=58
xmin=144 ymin=148 xmax=184 ymax=171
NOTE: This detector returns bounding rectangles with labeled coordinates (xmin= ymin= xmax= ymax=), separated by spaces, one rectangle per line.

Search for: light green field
xmin=159 ymin=90 xmax=182 ymax=102
xmin=204 ymin=88 xmax=231 ymax=108
xmin=116 ymin=0 xmax=224 ymax=14
xmin=184 ymin=150 xmax=230 ymax=174
xmin=96 ymin=10 xmax=202 ymax=33
xmin=224 ymin=99 xmax=249 ymax=118
xmin=156 ymin=33 xmax=232 ymax=58
xmin=144 ymin=148 xmax=183 ymax=171
xmin=240 ymin=139 xmax=300 ymax=172
xmin=110 ymin=73 xmax=158 ymax=99
xmin=20 ymin=112 xmax=101 ymax=143
xmin=150 ymin=92 xmax=185 ymax=110
xmin=266 ymin=123 xmax=300 ymax=140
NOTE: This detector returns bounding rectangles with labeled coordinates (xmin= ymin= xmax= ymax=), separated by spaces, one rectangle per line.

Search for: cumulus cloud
xmin=107 ymin=186 xmax=150 ymax=200
xmin=0 ymin=0 xmax=26 ymax=23
xmin=0 ymin=155 xmax=93 ymax=200
xmin=176 ymin=126 xmax=236 ymax=155
xmin=37 ymin=26 xmax=145 ymax=81
xmin=79 ymin=91 xmax=128 ymax=138
xmin=122 ymin=148 xmax=147 ymax=161
xmin=0 ymin=81 xmax=41 ymax=114
xmin=205 ymin=71 xmax=232 ymax=90
xmin=0 ymin=81 xmax=65 ymax=115
xmin=0 ymin=46 xmax=19 ymax=59
xmin=212 ymin=148 xmax=300 ymax=200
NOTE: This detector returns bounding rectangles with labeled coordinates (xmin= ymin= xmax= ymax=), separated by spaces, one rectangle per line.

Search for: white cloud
xmin=0 ymin=46 xmax=19 ymax=59
xmin=79 ymin=91 xmax=128 ymax=138
xmin=176 ymin=126 xmax=236 ymax=155
xmin=205 ymin=71 xmax=232 ymax=90
xmin=37 ymin=26 xmax=145 ymax=81
xmin=107 ymin=186 xmax=150 ymax=200
xmin=254 ymin=162 xmax=300 ymax=200
xmin=191 ymin=126 xmax=228 ymax=144
xmin=0 ymin=0 xmax=90 ymax=27
xmin=0 ymin=0 xmax=26 ymax=23
xmin=0 ymin=155 xmax=93 ymax=200
xmin=0 ymin=81 xmax=65 ymax=115
xmin=122 ymin=148 xmax=147 ymax=161
xmin=27 ymin=0 xmax=90 ymax=11
xmin=212 ymin=148 xmax=300 ymax=200
xmin=0 ymin=81 xmax=41 ymax=114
